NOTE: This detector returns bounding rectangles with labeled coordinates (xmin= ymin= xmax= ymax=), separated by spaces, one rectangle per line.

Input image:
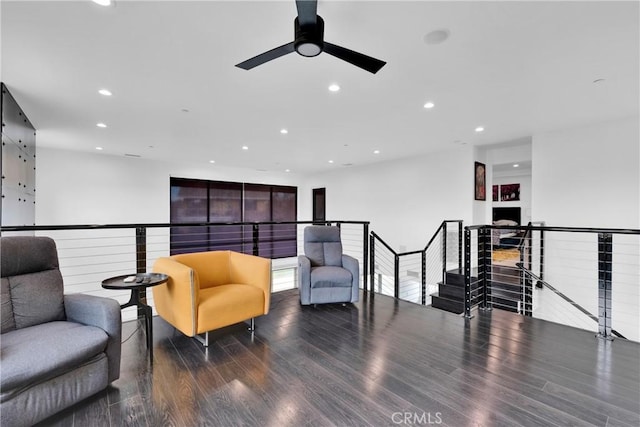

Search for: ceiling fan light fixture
xmin=294 ymin=16 xmax=324 ymax=57
xmin=295 ymin=42 xmax=322 ymax=57
xmin=235 ymin=3 xmax=386 ymax=74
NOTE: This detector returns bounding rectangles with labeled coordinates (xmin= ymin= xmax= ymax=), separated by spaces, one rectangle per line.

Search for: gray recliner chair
xmin=0 ymin=236 xmax=122 ymax=427
xmin=298 ymin=226 xmax=359 ymax=305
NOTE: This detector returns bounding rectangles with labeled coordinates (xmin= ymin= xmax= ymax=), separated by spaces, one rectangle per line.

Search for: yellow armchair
xmin=152 ymin=250 xmax=271 ymax=346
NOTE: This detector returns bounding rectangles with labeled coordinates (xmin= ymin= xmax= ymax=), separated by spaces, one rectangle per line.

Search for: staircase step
xmin=430 ymin=292 xmax=483 ymax=315
xmin=430 ymin=292 xmax=464 ymax=314
xmin=438 ymin=281 xmax=480 ymax=299
xmin=445 ymin=268 xmax=479 ymax=285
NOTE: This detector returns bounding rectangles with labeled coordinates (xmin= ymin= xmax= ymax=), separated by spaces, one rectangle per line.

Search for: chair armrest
xmin=298 ymin=255 xmax=311 ymax=304
xmin=64 ymin=293 xmax=121 ymax=383
xmin=152 ymin=257 xmax=198 ymax=337
xmin=342 ymin=254 xmax=360 ymax=302
xmin=229 ymin=252 xmax=272 ymax=314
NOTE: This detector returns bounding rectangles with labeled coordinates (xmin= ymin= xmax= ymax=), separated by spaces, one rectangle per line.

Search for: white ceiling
xmin=2 ymin=1 xmax=638 ymax=174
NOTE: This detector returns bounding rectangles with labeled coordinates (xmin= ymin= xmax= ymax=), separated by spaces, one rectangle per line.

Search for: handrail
xmin=371 ymin=220 xmax=463 ymax=257
xmin=466 ymin=224 xmax=639 ymax=235
xmin=516 ymin=262 xmax=626 ymax=339
xmin=423 ymin=222 xmax=445 ymax=251
xmin=0 ymin=219 xmax=370 ymax=232
xmin=370 ymin=220 xmax=463 ymax=303
xmin=424 ymin=220 xmax=463 ymax=252
xmin=370 ymin=231 xmax=398 ymax=255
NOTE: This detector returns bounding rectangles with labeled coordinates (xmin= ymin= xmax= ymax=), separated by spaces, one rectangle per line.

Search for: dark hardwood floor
xmin=38 ymin=290 xmax=639 ymax=427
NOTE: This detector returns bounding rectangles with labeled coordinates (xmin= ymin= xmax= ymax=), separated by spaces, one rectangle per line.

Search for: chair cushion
xmin=0 ymin=321 xmax=108 ymax=398
xmin=0 ymin=236 xmax=59 ymax=278
xmin=197 ymin=284 xmax=265 ymax=332
xmin=1 ymin=278 xmax=15 ymax=333
xmin=310 ymin=266 xmax=353 ymax=289
xmin=304 ymin=226 xmax=343 ymax=267
xmin=9 ymin=270 xmax=65 ymax=329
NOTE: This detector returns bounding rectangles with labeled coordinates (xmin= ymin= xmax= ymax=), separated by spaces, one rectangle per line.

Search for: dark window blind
xmin=170 ymin=178 xmax=297 ymax=258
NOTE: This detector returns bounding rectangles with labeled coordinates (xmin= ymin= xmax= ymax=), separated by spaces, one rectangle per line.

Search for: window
xmin=170 ymin=178 xmax=297 ymax=258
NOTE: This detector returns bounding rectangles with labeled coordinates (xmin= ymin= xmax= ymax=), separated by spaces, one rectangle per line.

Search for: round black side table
xmin=101 ymin=273 xmax=168 ymax=363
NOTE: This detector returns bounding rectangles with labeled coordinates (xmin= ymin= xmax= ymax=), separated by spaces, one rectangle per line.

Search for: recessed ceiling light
xmin=328 ymin=160 xmax=334 ymax=164
xmin=373 ymin=150 xmax=380 ymax=154
xmin=209 ymin=160 xmax=215 ymax=164
xmin=328 ymin=84 xmax=340 ymax=92
xmin=475 ymin=126 xmax=484 ymax=132
xmin=285 ymin=169 xmax=291 ymax=172
xmin=280 ymin=128 xmax=288 ymax=134
xmin=96 ymin=123 xmax=107 ymax=128
xmin=424 ymin=29 xmax=450 ymax=45
xmin=92 ymin=0 xmax=112 ymax=6
xmin=95 ymin=147 xmax=103 ymax=151
xmin=242 ymin=145 xmax=249 ymax=150
xmin=423 ymin=102 xmax=435 ymax=109
xmin=98 ymin=89 xmax=112 ymax=96
xmin=513 ymin=164 xmax=519 ymax=168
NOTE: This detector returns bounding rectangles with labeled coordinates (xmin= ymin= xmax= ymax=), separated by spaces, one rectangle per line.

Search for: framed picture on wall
xmin=474 ymin=162 xmax=486 ymax=201
xmin=492 ymin=185 xmax=499 ymax=201
xmin=500 ymin=183 xmax=520 ymax=201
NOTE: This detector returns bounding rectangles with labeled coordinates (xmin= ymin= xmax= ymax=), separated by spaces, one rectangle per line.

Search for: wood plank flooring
xmin=37 ymin=290 xmax=639 ymax=427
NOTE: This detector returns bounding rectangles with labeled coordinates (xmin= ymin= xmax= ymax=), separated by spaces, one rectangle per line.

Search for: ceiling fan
xmin=235 ymin=0 xmax=386 ymax=74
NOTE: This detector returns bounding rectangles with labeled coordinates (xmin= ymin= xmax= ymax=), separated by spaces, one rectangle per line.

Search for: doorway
xmin=312 ymin=188 xmax=326 ymax=223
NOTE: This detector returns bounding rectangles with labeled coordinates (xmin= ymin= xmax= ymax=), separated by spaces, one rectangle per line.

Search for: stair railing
xmin=515 ymin=262 xmax=626 ymax=339
xmin=464 ymin=224 xmax=639 ymax=341
xmin=370 ymin=220 xmax=463 ymax=304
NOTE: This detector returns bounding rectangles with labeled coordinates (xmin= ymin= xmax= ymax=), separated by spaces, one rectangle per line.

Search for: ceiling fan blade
xmin=323 ymin=42 xmax=386 ymax=74
xmin=235 ymin=42 xmax=296 ymax=70
xmin=296 ymin=0 xmax=317 ymax=27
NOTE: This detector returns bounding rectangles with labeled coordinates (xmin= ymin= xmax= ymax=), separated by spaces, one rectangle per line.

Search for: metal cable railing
xmin=1 ymin=220 xmax=369 ymax=322
xmin=464 ymin=224 xmax=640 ymax=341
xmin=369 ymin=220 xmax=463 ymax=306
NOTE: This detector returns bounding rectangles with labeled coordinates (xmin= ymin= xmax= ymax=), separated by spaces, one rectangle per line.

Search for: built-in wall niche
xmin=1 ymin=83 xmax=36 ymax=226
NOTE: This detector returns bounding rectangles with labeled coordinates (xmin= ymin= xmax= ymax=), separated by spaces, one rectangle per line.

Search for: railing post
xmin=477 ymin=227 xmax=484 ymax=309
xmin=421 ymin=250 xmax=427 ymax=305
xmin=525 ymin=229 xmax=533 ymax=315
xmin=369 ymin=234 xmax=375 ymax=294
xmin=458 ymin=221 xmax=463 ymax=272
xmin=252 ymin=223 xmax=259 ymax=256
xmin=522 ymin=250 xmax=532 ymax=316
xmin=135 ymin=226 xmax=147 ymax=318
xmin=442 ymin=222 xmax=448 ymax=283
xmin=394 ymin=254 xmax=400 ymax=299
xmin=597 ymin=233 xmax=614 ymax=340
xmin=464 ymin=228 xmax=474 ymax=319
xmin=480 ymin=227 xmax=492 ymax=311
xmin=538 ymin=226 xmax=545 ymax=288
xmin=363 ymin=223 xmax=369 ymax=293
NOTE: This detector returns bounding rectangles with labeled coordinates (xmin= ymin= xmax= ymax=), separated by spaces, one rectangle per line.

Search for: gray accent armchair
xmin=298 ymin=226 xmax=359 ymax=305
xmin=0 ymin=236 xmax=122 ymax=427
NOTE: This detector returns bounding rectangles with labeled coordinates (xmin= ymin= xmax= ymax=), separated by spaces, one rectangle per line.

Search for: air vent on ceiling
xmin=124 ymin=153 xmax=141 ymax=158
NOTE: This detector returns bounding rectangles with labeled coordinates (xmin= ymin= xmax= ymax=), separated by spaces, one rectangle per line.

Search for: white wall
xmin=300 ymin=146 xmax=475 ymax=251
xmin=531 ymin=117 xmax=640 ymax=341
xmin=35 ymin=147 xmax=301 ymax=224
xmin=532 ymin=116 xmax=639 ymax=228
